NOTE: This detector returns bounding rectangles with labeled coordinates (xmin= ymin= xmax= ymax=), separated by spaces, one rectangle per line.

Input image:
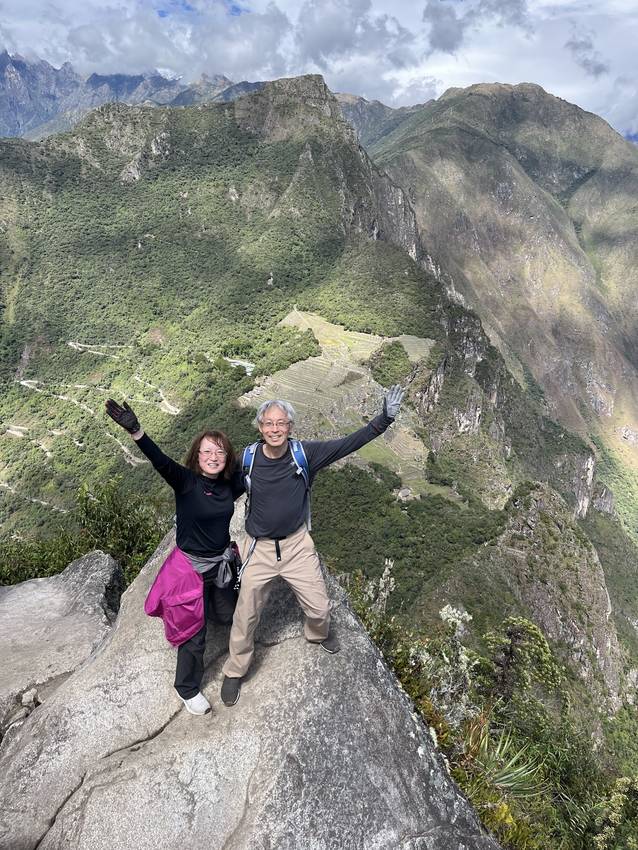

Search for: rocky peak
xmin=233 ymin=74 xmax=352 ymax=143
xmin=86 ymin=72 xmax=145 ymax=96
xmin=335 ymin=91 xmax=429 ymax=147
xmin=0 ymin=535 xmax=500 ymax=850
xmin=170 ymin=72 xmax=235 ymax=106
xmin=199 ymin=72 xmax=233 ymax=87
xmin=0 ymin=51 xmax=83 ymax=136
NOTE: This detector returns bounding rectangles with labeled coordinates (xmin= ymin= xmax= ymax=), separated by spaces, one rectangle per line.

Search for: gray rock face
xmin=335 ymin=92 xmax=430 ymax=149
xmin=0 ymin=50 xmax=81 ymax=136
xmin=0 ymin=51 xmax=192 ymax=140
xmin=0 ymin=533 xmax=499 ymax=850
xmin=0 ymin=551 xmax=123 ymax=735
xmin=592 ymin=484 xmax=615 ymax=515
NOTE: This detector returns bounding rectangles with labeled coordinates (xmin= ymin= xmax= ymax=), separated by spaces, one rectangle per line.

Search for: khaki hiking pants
xmin=222 ymin=525 xmax=330 ymax=678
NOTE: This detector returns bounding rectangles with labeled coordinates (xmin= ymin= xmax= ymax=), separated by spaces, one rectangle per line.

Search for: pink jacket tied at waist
xmin=144 ymin=547 xmax=204 ymax=646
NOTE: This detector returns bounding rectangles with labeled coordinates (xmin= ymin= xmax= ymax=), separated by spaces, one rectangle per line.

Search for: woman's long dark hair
xmin=183 ymin=430 xmax=236 ymax=480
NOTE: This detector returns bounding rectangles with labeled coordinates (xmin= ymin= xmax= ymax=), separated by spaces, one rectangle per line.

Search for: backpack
xmin=241 ymin=438 xmax=312 ymax=530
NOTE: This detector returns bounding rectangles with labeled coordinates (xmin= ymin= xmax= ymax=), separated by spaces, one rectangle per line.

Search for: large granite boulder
xmin=0 ymin=550 xmax=123 ymax=735
xmin=0 ymin=533 xmax=499 ymax=850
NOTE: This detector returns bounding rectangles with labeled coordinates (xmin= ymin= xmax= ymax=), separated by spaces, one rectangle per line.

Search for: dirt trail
xmin=133 ymin=375 xmax=181 ymax=415
xmin=0 ymin=481 xmax=68 ymax=513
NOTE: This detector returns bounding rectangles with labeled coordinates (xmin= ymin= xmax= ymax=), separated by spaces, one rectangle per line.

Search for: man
xmin=220 ymin=385 xmax=404 ymax=706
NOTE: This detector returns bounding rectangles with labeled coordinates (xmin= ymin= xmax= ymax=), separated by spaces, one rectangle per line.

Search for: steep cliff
xmin=370 ymin=86 xmax=638 ymax=480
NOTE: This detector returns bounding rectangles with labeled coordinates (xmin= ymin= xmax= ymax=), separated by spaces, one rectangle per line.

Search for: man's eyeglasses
xmin=262 ymin=420 xmax=290 ymax=429
xmin=199 ymin=448 xmax=227 ymax=457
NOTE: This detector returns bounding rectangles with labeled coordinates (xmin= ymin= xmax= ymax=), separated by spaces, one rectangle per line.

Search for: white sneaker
xmin=178 ymin=692 xmax=211 ymax=715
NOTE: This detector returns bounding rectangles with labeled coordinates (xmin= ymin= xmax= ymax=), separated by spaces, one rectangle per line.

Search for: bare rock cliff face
xmin=438 ymin=486 xmax=625 ymax=713
xmin=233 ymin=76 xmax=424 ymax=262
xmin=0 ymin=533 xmax=500 ymax=850
xmin=0 ymin=551 xmax=123 ymax=736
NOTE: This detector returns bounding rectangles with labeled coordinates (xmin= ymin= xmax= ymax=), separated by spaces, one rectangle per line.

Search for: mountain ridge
xmin=368 ymin=83 xmax=638 ymax=493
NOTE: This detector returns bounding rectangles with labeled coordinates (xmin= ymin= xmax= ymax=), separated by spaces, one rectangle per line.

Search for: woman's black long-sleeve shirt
xmin=136 ymin=433 xmax=244 ymax=556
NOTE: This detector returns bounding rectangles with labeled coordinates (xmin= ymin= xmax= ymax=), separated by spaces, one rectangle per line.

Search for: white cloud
xmin=0 ymin=0 xmax=636 ymax=134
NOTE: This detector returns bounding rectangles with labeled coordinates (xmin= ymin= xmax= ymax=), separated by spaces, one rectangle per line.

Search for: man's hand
xmin=105 ymin=399 xmax=141 ymax=434
xmin=383 ymin=385 xmax=404 ymax=419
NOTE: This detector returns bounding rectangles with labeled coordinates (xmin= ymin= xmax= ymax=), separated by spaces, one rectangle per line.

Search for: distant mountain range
xmin=0 ymin=50 xmax=266 ymax=139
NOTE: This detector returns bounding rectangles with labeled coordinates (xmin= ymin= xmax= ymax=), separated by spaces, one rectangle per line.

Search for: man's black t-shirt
xmin=244 ymin=412 xmax=393 ymax=539
xmin=136 ymin=433 xmax=244 ymax=556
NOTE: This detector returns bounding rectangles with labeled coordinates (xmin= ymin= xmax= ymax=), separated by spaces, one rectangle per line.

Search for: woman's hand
xmin=105 ymin=399 xmax=142 ymax=435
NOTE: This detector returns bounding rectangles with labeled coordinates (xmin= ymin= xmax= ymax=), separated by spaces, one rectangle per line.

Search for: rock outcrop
xmin=0 ymin=533 xmax=499 ymax=850
xmin=426 ymin=485 xmax=625 ymax=713
xmin=0 ymin=551 xmax=123 ymax=736
xmin=232 ymin=75 xmax=424 ymax=262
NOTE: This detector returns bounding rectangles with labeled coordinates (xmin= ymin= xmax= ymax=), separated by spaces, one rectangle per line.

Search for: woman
xmin=105 ymin=398 xmax=244 ymax=716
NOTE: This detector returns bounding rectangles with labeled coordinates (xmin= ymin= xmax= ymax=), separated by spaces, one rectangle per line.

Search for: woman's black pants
xmin=174 ymin=574 xmax=237 ymax=699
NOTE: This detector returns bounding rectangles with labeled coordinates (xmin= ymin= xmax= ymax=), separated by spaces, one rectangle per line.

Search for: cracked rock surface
xmin=0 ymin=550 xmax=123 ymax=735
xmin=0 ymin=533 xmax=499 ymax=850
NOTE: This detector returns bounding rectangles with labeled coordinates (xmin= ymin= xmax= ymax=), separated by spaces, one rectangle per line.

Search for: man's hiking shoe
xmin=319 ymin=633 xmax=340 ymax=654
xmin=179 ymin=692 xmax=211 ymax=716
xmin=221 ymin=676 xmax=241 ymax=707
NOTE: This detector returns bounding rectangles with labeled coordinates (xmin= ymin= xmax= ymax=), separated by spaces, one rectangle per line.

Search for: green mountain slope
xmin=0 ymin=75 xmax=423 ymax=534
xmin=369 ymin=83 xmax=638 ymax=540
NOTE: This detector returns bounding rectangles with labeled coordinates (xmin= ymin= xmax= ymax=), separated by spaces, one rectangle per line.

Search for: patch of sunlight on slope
xmin=239 ymin=310 xmax=452 ymax=498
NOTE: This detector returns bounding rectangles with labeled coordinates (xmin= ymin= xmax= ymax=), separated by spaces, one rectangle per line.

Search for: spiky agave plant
xmin=464 ymin=716 xmax=547 ymax=800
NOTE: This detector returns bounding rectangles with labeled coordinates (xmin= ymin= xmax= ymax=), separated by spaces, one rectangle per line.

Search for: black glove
xmin=105 ymin=399 xmax=141 ymax=434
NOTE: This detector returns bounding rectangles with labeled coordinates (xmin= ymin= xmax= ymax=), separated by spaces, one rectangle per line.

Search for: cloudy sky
xmin=1 ymin=0 xmax=636 ymax=135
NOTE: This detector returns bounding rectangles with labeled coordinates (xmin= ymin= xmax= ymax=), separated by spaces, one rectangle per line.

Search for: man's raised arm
xmin=302 ymin=385 xmax=404 ymax=476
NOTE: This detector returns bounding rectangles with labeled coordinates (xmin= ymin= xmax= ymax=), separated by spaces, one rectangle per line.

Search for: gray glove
xmin=383 ymin=384 xmax=404 ymax=419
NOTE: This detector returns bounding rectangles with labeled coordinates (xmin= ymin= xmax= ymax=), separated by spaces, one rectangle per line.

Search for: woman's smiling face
xmin=198 ymin=436 xmax=227 ymax=477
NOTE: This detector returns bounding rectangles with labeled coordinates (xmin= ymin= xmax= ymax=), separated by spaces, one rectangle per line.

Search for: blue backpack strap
xmin=289 ymin=439 xmax=312 ymax=529
xmin=242 ymin=442 xmax=259 ymax=513
xmin=289 ymin=439 xmax=309 ymax=484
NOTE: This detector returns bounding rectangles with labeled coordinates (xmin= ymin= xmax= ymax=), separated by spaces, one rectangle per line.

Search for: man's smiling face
xmin=258 ymin=404 xmax=291 ymax=450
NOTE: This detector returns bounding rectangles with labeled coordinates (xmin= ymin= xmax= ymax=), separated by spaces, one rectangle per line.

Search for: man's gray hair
xmin=253 ymin=399 xmax=296 ymax=429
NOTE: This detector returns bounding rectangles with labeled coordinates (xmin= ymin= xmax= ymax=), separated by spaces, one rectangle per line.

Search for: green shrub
xmin=342 ymin=566 xmax=616 ymax=850
xmin=76 ymin=479 xmax=170 ymax=583
xmin=0 ymin=530 xmax=84 ymax=585
xmin=0 ymin=477 xmax=170 ymax=586
xmin=368 ymin=340 xmax=413 ymax=387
